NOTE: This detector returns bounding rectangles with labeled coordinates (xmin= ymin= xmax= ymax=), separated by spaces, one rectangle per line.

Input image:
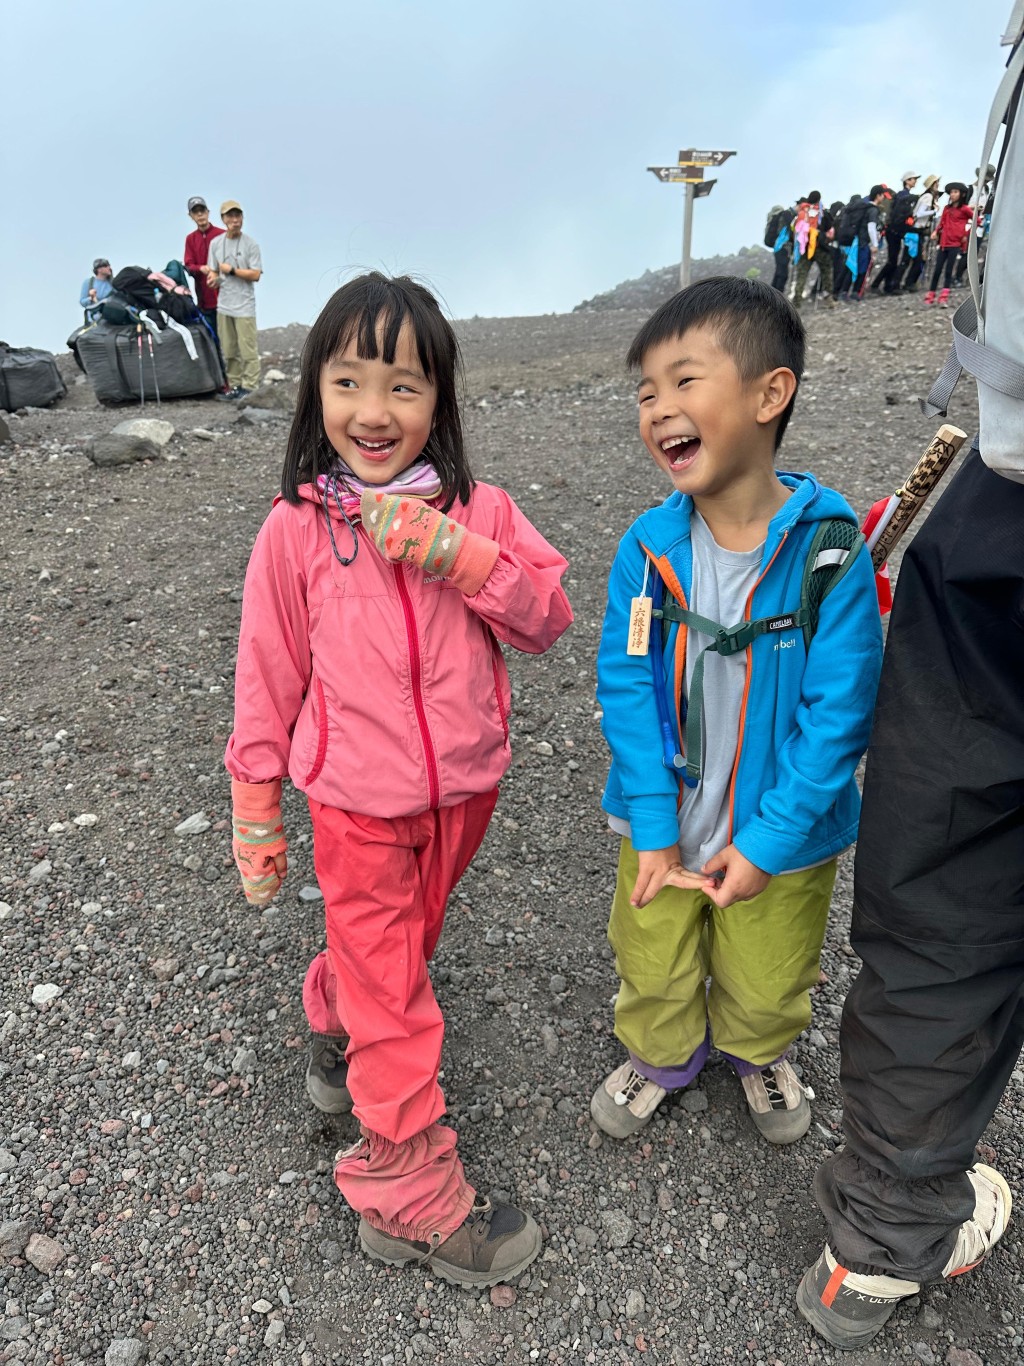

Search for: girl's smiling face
xmin=319 ymin=320 xmax=437 ymax=485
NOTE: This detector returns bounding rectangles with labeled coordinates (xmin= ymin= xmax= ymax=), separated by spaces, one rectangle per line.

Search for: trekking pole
xmin=136 ymin=325 xmax=145 ymax=408
xmin=147 ymin=334 xmax=161 ymax=407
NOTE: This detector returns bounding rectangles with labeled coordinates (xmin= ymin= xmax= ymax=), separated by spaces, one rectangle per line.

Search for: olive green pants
xmin=216 ymin=313 xmax=260 ymax=391
xmin=609 ymin=839 xmax=836 ymax=1073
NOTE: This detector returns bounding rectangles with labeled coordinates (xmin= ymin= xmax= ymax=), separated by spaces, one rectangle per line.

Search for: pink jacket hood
xmin=226 ymin=480 xmax=572 ymax=817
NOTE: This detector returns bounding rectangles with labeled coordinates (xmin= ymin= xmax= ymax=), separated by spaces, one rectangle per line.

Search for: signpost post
xmin=647 ymin=148 xmax=736 ymax=288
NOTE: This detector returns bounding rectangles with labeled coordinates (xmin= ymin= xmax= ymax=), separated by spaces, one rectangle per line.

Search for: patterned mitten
xmin=231 ymin=778 xmax=288 ymax=905
xmin=360 ymin=490 xmax=499 ymax=595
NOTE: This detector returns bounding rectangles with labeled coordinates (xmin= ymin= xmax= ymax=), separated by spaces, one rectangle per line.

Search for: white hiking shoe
xmin=590 ymin=1060 xmax=666 ymax=1139
xmin=740 ymin=1060 xmax=810 ymax=1144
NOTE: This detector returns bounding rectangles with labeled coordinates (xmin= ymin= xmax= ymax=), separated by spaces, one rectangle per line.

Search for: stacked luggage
xmin=69 ymin=262 xmax=227 ymax=405
xmin=70 ymin=319 xmax=225 ymax=405
xmin=0 ymin=343 xmax=66 ymax=412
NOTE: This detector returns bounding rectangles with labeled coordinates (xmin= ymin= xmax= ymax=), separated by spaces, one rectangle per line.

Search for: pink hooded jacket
xmin=225 ymin=480 xmax=573 ymax=817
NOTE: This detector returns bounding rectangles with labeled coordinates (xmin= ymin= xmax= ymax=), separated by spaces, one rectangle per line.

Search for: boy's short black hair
xmin=626 ymin=276 xmax=805 ymax=449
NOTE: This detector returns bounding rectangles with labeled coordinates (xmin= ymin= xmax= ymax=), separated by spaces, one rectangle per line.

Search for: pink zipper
xmin=394 ymin=566 xmax=441 ymax=809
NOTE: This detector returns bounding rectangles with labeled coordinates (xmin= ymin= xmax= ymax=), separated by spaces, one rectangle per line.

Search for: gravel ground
xmin=3 ymin=292 xmax=1018 ymax=1366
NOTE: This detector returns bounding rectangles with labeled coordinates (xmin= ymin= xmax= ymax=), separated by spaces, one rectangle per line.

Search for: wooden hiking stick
xmin=868 ymin=424 xmax=968 ymax=569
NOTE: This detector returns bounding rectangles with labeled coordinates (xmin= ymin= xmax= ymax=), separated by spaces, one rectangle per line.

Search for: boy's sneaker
xmin=938 ymin=287 xmax=951 ymax=307
xmin=305 ymin=1034 xmax=353 ymax=1114
xmin=797 ymin=1164 xmax=1012 ymax=1349
xmin=216 ymin=386 xmax=242 ymax=401
xmin=923 ymin=290 xmax=936 ymax=305
xmin=590 ymin=1060 xmax=666 ymax=1138
xmin=359 ymin=1196 xmax=541 ymax=1289
xmin=740 ymin=1060 xmax=810 ymax=1144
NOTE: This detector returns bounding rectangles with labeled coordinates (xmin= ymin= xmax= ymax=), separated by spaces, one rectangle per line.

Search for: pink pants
xmin=303 ymin=790 xmax=497 ymax=1240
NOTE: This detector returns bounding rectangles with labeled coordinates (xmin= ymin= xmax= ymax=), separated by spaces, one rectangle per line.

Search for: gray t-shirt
xmin=208 ymin=232 xmax=262 ymax=317
xmin=676 ymin=513 xmax=763 ymax=871
xmin=607 ymin=513 xmax=763 ymax=871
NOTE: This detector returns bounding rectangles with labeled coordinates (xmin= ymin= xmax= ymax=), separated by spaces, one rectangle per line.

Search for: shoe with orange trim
xmin=796 ymin=1164 xmax=1012 ymax=1348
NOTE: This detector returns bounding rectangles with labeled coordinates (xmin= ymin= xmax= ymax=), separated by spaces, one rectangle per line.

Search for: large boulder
xmin=238 ymin=380 xmax=297 ymax=413
xmin=111 ymin=418 xmax=175 ymax=447
xmin=86 ymin=431 xmax=161 ymax=467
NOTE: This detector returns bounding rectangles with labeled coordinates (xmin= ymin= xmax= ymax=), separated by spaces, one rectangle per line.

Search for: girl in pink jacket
xmin=225 ymin=273 xmax=572 ymax=1287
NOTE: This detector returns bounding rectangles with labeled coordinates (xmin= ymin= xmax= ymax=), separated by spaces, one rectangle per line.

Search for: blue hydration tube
xmin=649 ymin=576 xmax=694 ymax=786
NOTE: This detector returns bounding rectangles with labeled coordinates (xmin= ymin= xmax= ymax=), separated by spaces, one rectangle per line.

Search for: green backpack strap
xmin=653 ymin=519 xmax=865 ymax=784
xmin=799 ymin=518 xmax=866 ymax=649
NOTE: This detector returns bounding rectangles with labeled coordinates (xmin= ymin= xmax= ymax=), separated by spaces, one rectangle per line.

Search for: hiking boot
xmin=590 ymin=1060 xmax=666 ymax=1138
xmin=938 ymin=287 xmax=951 ymax=307
xmin=923 ymin=290 xmax=936 ymax=305
xmin=216 ymin=386 xmax=242 ymax=402
xmin=359 ymin=1196 xmax=541 ymax=1289
xmin=305 ymin=1034 xmax=353 ymax=1115
xmin=796 ymin=1164 xmax=1012 ymax=1349
xmin=740 ymin=1060 xmax=810 ymax=1144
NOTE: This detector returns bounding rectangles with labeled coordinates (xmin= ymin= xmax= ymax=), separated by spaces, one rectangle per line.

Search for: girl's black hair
xmin=282 ymin=272 xmax=473 ymax=510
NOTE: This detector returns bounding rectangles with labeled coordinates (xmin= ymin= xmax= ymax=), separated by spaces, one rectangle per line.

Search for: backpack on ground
xmin=836 ymin=199 xmax=867 ymax=247
xmin=0 ymin=342 xmax=67 ymax=411
xmin=651 ymin=519 xmax=866 ymax=783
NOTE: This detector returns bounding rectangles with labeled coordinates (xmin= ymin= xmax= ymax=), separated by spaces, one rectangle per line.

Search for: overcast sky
xmin=2 ymin=0 xmax=1010 ymax=353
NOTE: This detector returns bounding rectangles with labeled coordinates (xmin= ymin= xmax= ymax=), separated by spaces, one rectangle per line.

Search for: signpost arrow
xmin=678 ymin=148 xmax=736 ymax=167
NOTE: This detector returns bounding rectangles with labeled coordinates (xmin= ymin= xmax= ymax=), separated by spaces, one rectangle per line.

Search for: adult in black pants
xmin=797 ymin=444 xmax=1021 ymax=1348
xmin=871 ymin=172 xmax=918 ymax=294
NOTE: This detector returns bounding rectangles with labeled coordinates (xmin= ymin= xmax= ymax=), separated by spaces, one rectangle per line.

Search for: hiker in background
xmin=764 ymin=203 xmax=795 ymax=293
xmin=870 ymin=172 xmax=919 ymax=295
xmin=183 ymin=197 xmax=224 ymax=333
xmin=80 ymin=258 xmax=114 ymax=323
xmin=205 ymin=200 xmax=263 ymax=400
xmin=925 ymin=182 xmax=973 ymax=306
xmin=791 ymin=192 xmax=835 ymax=309
xmin=901 ymin=174 xmax=941 ymax=293
xmin=834 ymin=186 xmax=885 ymax=302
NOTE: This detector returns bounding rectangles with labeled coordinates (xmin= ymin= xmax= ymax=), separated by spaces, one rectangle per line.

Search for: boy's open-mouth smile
xmin=660 ymin=434 xmax=701 ymax=470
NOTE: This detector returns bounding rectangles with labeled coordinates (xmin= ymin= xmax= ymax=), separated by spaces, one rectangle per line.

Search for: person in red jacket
xmin=924 ymin=182 xmax=973 ymax=306
xmin=183 ymin=196 xmax=224 ymax=330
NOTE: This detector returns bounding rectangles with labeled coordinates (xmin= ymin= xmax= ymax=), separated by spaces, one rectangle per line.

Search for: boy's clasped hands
xmin=630 ymin=842 xmax=771 ymax=909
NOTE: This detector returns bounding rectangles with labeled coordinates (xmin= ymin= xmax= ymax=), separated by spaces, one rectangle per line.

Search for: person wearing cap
xmin=902 ymin=174 xmax=941 ymax=292
xmin=871 ymin=172 xmax=919 ymax=295
xmin=205 ymin=200 xmax=263 ymax=399
xmin=79 ymin=258 xmax=114 ymax=323
xmin=183 ymin=197 xmax=225 ymax=332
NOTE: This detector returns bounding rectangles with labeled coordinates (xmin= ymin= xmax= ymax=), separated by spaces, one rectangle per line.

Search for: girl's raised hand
xmin=231 ymin=778 xmax=288 ymax=906
xmin=360 ymin=491 xmax=498 ymax=596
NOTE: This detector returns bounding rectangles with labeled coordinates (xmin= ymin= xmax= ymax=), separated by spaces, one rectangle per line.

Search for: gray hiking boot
xmin=359 ymin=1196 xmax=541 ymax=1289
xmin=740 ymin=1060 xmax=810 ymax=1144
xmin=305 ymin=1034 xmax=353 ymax=1115
xmin=590 ymin=1060 xmax=667 ymax=1139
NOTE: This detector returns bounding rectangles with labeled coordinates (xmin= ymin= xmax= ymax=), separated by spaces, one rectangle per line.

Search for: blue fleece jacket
xmin=597 ymin=472 xmax=884 ymax=875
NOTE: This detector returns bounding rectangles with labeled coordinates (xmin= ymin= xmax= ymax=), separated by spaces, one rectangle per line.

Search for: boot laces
xmin=760 ymin=1068 xmax=788 ymax=1111
xmin=614 ymin=1068 xmax=648 ymax=1107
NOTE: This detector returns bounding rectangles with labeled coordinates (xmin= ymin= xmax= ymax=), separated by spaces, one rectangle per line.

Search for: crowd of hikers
xmin=765 ymin=166 xmax=994 ymax=309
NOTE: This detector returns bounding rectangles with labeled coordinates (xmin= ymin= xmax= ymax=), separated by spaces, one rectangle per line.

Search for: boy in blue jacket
xmin=592 ymin=277 xmax=883 ymax=1145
